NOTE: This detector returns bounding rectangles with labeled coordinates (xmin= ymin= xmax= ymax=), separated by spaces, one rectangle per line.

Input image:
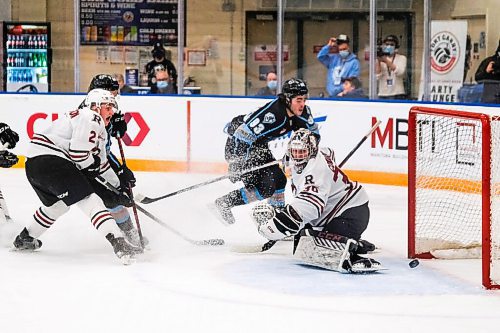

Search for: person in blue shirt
xmin=317 ymin=34 xmax=360 ymax=97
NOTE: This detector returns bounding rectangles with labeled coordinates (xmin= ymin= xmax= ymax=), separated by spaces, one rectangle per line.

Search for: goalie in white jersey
xmin=13 ymin=89 xmax=142 ymax=262
xmin=252 ymin=129 xmax=381 ymax=273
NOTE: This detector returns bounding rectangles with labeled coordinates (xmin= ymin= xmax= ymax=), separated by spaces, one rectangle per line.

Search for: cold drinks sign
xmin=80 ymin=0 xmax=179 ymax=46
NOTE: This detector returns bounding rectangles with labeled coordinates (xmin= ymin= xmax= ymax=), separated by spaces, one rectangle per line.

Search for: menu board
xmin=80 ymin=0 xmax=178 ymax=46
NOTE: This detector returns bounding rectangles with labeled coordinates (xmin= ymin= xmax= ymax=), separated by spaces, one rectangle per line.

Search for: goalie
xmin=252 ymin=129 xmax=381 ymax=273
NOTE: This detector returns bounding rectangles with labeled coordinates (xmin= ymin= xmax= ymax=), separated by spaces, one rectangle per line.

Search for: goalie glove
xmin=252 ymin=202 xmax=302 ymax=240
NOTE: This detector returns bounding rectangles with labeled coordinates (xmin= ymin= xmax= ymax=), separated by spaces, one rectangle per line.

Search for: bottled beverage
xmin=41 ymin=53 xmax=47 ymax=67
xmin=6 ymin=35 xmax=11 ymax=49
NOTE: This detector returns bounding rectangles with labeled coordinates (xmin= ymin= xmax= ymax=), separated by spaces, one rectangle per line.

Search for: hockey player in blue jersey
xmin=212 ymin=78 xmax=319 ymax=225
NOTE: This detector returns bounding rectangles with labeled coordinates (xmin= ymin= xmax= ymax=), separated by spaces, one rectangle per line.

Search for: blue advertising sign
xmin=80 ymin=0 xmax=178 ymax=46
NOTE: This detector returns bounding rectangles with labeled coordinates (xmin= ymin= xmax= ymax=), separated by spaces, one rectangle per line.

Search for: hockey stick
xmin=135 ymin=160 xmax=280 ymax=204
xmin=96 ymin=177 xmax=225 ymax=246
xmin=116 ymin=138 xmax=145 ymax=249
xmin=235 ymin=120 xmax=382 ymax=254
xmin=0 ymin=143 xmax=13 ymax=222
xmin=134 ymin=204 xmax=225 ymax=246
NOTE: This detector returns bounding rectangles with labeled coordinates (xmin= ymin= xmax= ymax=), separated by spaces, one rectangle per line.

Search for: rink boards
xmin=0 ymin=93 xmax=496 ymax=186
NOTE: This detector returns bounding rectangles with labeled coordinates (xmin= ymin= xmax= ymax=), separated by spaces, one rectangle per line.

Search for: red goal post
xmin=408 ymin=106 xmax=500 ymax=290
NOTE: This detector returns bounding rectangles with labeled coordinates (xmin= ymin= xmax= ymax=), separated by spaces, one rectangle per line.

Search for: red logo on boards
xmin=26 ymin=112 xmax=150 ymax=146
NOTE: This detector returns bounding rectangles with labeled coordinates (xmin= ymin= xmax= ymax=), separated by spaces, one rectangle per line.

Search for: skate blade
xmin=119 ymin=254 xmax=137 ymax=265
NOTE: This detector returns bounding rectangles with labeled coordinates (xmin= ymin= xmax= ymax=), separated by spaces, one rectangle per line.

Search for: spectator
xmin=256 ymin=71 xmax=278 ymax=96
xmin=113 ymin=74 xmax=135 ymax=94
xmin=337 ymin=77 xmax=367 ymax=99
xmin=150 ymin=69 xmax=176 ymax=94
xmin=475 ymin=42 xmax=500 ymax=82
xmin=145 ymin=41 xmax=178 ymax=92
xmin=317 ymin=34 xmax=360 ymax=97
xmin=376 ymin=35 xmax=407 ymax=100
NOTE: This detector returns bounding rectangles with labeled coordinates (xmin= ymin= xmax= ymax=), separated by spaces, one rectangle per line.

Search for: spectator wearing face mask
xmin=317 ymin=34 xmax=360 ymax=97
xmin=256 ymin=71 xmax=278 ymax=96
xmin=376 ymin=35 xmax=407 ymax=100
xmin=145 ymin=41 xmax=178 ymax=92
xmin=150 ymin=69 xmax=176 ymax=94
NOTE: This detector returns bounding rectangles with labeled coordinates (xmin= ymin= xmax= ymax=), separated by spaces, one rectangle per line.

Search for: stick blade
xmin=194 ymin=238 xmax=225 ymax=246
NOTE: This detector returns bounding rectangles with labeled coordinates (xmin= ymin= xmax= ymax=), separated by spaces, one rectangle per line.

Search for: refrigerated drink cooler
xmin=1 ymin=22 xmax=51 ymax=92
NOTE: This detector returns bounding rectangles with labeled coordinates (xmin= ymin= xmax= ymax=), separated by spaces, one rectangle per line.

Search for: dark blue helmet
xmin=88 ymin=74 xmax=119 ymax=92
xmin=282 ymin=78 xmax=308 ymax=100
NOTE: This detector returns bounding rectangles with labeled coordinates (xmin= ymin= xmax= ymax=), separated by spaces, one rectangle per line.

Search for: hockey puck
xmin=409 ymin=259 xmax=420 ymax=268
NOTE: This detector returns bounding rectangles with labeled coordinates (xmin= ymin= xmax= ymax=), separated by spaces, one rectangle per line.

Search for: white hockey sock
xmin=28 ymin=200 xmax=70 ymax=238
xmin=76 ymin=193 xmax=122 ymax=238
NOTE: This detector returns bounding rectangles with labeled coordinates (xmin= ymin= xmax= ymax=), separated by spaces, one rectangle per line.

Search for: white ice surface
xmin=1 ymin=168 xmax=500 ymax=333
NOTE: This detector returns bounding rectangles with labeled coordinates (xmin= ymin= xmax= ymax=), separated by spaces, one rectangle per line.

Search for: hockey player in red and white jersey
xmin=13 ymin=89 xmax=142 ymax=262
xmin=252 ymin=129 xmax=381 ymax=273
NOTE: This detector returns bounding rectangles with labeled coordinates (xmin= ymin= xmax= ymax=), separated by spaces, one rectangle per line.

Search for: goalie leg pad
xmin=293 ymin=231 xmax=357 ymax=273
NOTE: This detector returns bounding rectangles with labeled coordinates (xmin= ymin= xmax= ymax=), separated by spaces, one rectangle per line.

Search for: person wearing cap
xmin=145 ymin=41 xmax=178 ymax=92
xmin=376 ymin=35 xmax=407 ymax=100
xmin=337 ymin=77 xmax=367 ymax=99
xmin=317 ymin=34 xmax=360 ymax=97
xmin=256 ymin=71 xmax=278 ymax=96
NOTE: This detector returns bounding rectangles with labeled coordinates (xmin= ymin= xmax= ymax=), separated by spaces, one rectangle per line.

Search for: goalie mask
xmin=287 ymin=128 xmax=318 ymax=173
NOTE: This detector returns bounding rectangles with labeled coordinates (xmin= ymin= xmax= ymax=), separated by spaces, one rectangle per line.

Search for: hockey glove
xmin=0 ymin=123 xmax=20 ymax=149
xmin=0 ymin=150 xmax=19 ymax=168
xmin=114 ymin=190 xmax=134 ymax=207
xmin=110 ymin=112 xmax=127 ymax=138
xmin=81 ymin=155 xmax=101 ymax=178
xmin=117 ymin=164 xmax=136 ymax=188
xmin=228 ymin=159 xmax=245 ymax=183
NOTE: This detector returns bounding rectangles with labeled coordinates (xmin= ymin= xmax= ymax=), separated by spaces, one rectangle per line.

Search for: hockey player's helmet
xmin=282 ymin=78 xmax=309 ymax=100
xmin=288 ymin=128 xmax=318 ymax=173
xmin=88 ymin=74 xmax=119 ymax=92
xmin=84 ymin=88 xmax=116 ymax=110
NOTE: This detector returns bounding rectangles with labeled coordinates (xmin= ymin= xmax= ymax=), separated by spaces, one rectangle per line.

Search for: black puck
xmin=409 ymin=259 xmax=420 ymax=268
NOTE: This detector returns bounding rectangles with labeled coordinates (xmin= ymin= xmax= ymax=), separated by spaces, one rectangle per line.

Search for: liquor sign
xmin=80 ymin=0 xmax=179 ymax=46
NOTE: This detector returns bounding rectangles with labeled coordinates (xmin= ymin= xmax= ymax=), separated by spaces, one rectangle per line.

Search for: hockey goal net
xmin=408 ymin=106 xmax=500 ymax=289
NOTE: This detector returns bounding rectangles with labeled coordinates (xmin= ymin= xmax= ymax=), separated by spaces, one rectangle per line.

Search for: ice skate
xmin=347 ymin=253 xmax=385 ymax=273
xmin=13 ymin=228 xmax=42 ymax=251
xmin=123 ymin=228 xmax=149 ymax=249
xmin=210 ymin=197 xmax=236 ymax=225
xmin=106 ymin=233 xmax=143 ymax=264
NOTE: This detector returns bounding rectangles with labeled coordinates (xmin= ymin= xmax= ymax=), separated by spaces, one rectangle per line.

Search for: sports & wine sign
xmin=79 ymin=0 xmax=179 ymax=46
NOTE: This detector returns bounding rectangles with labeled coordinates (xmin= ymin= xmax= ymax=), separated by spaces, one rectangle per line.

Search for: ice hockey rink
xmin=1 ymin=167 xmax=500 ymax=333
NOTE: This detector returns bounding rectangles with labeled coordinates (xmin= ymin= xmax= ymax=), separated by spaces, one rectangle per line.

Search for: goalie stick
xmin=233 ymin=120 xmax=382 ymax=254
xmin=135 ymin=160 xmax=280 ymax=204
xmin=96 ymin=177 xmax=225 ymax=246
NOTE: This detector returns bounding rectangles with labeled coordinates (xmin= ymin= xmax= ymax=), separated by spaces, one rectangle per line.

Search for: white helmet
xmin=84 ymin=88 xmax=116 ymax=109
xmin=287 ymin=128 xmax=318 ymax=173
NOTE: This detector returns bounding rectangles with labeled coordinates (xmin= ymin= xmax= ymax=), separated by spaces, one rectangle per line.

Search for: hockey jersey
xmin=290 ymin=147 xmax=368 ymax=228
xmin=27 ymin=108 xmax=119 ymax=187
